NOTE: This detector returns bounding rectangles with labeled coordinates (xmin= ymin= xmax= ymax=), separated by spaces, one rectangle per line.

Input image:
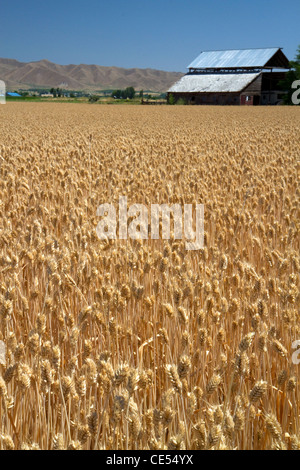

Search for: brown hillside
xmin=0 ymin=58 xmax=184 ymax=92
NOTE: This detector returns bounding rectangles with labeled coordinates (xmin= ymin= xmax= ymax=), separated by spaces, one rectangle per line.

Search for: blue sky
xmin=1 ymin=0 xmax=299 ymax=72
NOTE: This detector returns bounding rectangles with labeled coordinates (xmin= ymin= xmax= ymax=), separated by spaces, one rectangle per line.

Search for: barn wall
xmin=169 ymin=92 xmax=240 ymax=105
xmin=242 ymin=74 xmax=262 ymax=93
xmin=240 ymin=72 xmax=287 ymax=105
xmin=240 ymin=75 xmax=262 ymax=105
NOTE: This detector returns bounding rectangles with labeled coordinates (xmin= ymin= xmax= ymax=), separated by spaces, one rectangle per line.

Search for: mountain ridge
xmin=0 ymin=58 xmax=184 ymax=92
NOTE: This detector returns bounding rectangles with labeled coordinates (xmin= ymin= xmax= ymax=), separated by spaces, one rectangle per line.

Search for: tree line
xmin=111 ymin=87 xmax=136 ymax=99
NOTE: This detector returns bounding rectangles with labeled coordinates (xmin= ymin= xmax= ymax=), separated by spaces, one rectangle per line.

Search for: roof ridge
xmin=198 ymin=47 xmax=281 ymax=52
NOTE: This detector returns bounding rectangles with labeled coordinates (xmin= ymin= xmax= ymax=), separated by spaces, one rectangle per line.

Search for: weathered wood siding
xmin=169 ymin=92 xmax=240 ymax=105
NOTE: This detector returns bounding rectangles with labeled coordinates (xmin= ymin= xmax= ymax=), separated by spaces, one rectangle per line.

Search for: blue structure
xmin=7 ymin=92 xmax=22 ymax=97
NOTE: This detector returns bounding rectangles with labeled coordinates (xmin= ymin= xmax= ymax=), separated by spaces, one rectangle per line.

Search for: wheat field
xmin=0 ymin=103 xmax=299 ymax=450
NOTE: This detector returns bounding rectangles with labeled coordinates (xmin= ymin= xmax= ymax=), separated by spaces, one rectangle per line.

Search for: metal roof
xmin=168 ymin=72 xmax=260 ymax=93
xmin=188 ymin=48 xmax=282 ymax=69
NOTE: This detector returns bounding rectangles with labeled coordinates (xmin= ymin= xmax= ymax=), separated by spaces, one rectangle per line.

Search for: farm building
xmin=168 ymin=48 xmax=289 ymax=105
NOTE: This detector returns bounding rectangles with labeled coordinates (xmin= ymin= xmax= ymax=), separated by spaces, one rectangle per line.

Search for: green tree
xmin=111 ymin=90 xmax=122 ymax=99
xmin=124 ymin=87 xmax=135 ymax=99
xmin=279 ymin=45 xmax=300 ymax=105
xmin=167 ymin=93 xmax=175 ymax=105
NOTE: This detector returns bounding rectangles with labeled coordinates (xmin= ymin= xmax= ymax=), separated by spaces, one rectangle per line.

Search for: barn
xmin=167 ymin=48 xmax=290 ymax=105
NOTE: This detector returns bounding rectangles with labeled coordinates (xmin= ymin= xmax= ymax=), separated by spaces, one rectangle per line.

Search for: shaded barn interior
xmin=168 ymin=48 xmax=289 ymax=105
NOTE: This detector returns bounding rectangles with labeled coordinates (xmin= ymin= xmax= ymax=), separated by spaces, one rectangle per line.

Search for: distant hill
xmin=0 ymin=58 xmax=184 ymax=93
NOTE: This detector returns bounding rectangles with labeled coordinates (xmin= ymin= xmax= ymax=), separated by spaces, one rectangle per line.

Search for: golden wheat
xmin=0 ymin=103 xmax=299 ymax=450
